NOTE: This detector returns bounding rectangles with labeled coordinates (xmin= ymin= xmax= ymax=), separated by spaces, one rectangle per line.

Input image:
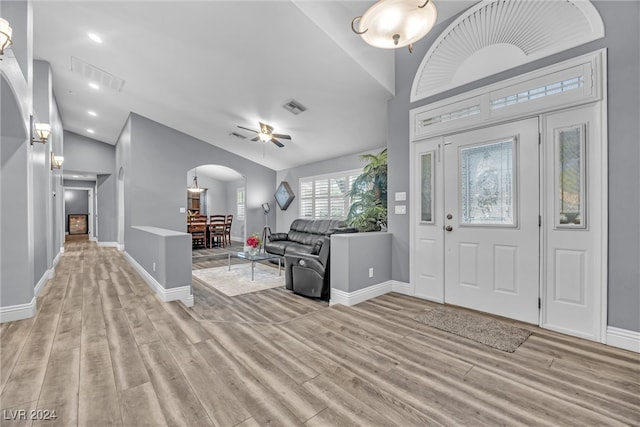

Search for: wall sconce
xmin=33 ymin=122 xmax=51 ymax=144
xmin=0 ymin=17 xmax=13 ymax=57
xmin=51 ymin=152 xmax=64 ymax=170
xmin=351 ymin=0 xmax=438 ymax=53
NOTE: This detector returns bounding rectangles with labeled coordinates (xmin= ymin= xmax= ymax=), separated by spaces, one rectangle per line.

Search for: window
xmin=236 ymin=187 xmax=245 ymax=221
xmin=299 ymin=170 xmax=361 ymax=219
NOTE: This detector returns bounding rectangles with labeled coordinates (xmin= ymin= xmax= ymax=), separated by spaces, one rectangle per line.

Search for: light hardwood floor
xmin=0 ymin=241 xmax=638 ymax=426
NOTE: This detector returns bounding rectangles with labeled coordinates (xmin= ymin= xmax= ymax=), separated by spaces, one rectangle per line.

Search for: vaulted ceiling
xmin=33 ymin=1 xmax=474 ymax=171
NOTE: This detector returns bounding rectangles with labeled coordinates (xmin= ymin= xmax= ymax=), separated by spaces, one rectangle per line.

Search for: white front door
xmin=443 ymin=118 xmax=540 ymax=324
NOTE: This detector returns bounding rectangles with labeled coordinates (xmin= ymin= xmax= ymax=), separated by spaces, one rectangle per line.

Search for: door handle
xmin=445 ymin=225 xmax=453 ymax=232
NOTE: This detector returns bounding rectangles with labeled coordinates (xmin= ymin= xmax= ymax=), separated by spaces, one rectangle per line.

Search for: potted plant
xmin=346 ymin=148 xmax=387 ymax=232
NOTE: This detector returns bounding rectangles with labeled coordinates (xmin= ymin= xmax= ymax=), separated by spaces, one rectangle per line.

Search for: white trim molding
xmin=97 ymin=241 xmax=120 ymax=248
xmin=606 ymin=327 xmax=640 ymax=353
xmin=411 ymin=0 xmax=604 ymax=102
xmin=330 ymin=281 xmax=392 ymax=307
xmin=0 ymin=297 xmax=36 ymax=323
xmin=123 ymin=251 xmax=194 ymax=307
xmin=34 ymin=269 xmax=54 ymax=298
xmin=390 ymin=280 xmax=413 ymax=296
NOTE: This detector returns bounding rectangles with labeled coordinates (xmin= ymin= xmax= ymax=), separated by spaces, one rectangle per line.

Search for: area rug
xmin=413 ymin=306 xmax=532 ymax=352
xmin=192 ymin=263 xmax=284 ymax=297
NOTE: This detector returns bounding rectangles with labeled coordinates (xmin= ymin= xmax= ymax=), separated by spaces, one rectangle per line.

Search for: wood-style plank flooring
xmin=1 ymin=241 xmax=638 ymax=426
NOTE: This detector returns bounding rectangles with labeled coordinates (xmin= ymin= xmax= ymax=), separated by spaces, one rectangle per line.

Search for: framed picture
xmin=274 ymin=181 xmax=295 ymax=210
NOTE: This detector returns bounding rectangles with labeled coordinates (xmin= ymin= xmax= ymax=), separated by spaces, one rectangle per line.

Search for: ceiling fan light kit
xmin=237 ymin=122 xmax=291 ymax=148
xmin=352 ymin=0 xmax=437 ymax=53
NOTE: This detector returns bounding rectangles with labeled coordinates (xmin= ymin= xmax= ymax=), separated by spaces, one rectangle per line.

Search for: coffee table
xmin=227 ymin=251 xmax=282 ymax=281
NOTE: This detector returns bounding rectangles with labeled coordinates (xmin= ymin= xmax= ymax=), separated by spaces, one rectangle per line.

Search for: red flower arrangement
xmin=246 ymin=233 xmax=261 ymax=248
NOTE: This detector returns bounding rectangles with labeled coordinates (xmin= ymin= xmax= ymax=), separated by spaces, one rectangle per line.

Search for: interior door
xmin=443 ymin=118 xmax=540 ymax=324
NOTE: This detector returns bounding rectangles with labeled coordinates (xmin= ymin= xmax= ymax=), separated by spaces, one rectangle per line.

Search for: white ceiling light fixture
xmin=88 ymin=82 xmax=100 ymax=90
xmin=88 ymin=32 xmax=102 ymax=44
xmin=0 ymin=17 xmax=12 ymax=57
xmin=88 ymin=110 xmax=97 ymax=117
xmin=351 ymin=0 xmax=438 ymax=53
xmin=187 ymin=168 xmax=204 ymax=193
xmin=87 ymin=129 xmax=95 ymax=134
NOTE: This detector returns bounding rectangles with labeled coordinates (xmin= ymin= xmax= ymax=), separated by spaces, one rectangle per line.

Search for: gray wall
xmin=63 ymin=131 xmax=117 ymax=243
xmin=275 ymin=147 xmax=385 ymax=233
xmin=331 ymin=232 xmax=392 ymax=293
xmin=387 ymin=1 xmax=640 ymax=331
xmin=117 ymin=113 xmax=277 ymax=258
xmin=64 ymin=189 xmax=89 ymax=233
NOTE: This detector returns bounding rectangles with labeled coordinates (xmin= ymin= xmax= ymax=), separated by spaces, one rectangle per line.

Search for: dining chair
xmin=225 ymin=214 xmax=233 ymax=247
xmin=189 ymin=215 xmax=207 ymax=248
xmin=209 ymin=215 xmax=226 ymax=248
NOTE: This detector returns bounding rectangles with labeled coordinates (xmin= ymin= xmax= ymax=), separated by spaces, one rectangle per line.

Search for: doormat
xmin=413 ymin=306 xmax=532 ymax=352
xmin=192 ymin=263 xmax=284 ymax=297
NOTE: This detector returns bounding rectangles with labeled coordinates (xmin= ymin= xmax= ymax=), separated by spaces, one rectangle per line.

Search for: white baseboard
xmin=330 ymin=281 xmax=393 ymax=307
xmin=0 ymin=297 xmax=36 ymax=323
xmin=117 ymin=244 xmax=125 ymax=252
xmin=97 ymin=241 xmax=119 ymax=248
xmin=53 ymin=248 xmax=63 ymax=267
xmin=34 ymin=269 xmax=54 ymax=298
xmin=607 ymin=327 xmax=640 ymax=353
xmin=90 ymin=236 xmax=97 ymax=242
xmin=123 ymin=251 xmax=193 ymax=307
xmin=390 ymin=280 xmax=413 ymax=296
xmin=231 ymin=236 xmax=243 ymax=243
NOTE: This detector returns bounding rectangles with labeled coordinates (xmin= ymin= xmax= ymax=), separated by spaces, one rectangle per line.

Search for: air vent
xmin=70 ymin=56 xmax=126 ymax=92
xmin=230 ymin=131 xmax=247 ymax=139
xmin=282 ymin=99 xmax=307 ymax=115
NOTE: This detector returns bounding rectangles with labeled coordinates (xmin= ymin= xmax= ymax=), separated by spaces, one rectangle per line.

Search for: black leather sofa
xmin=265 ymin=219 xmax=354 ymax=300
xmin=264 ymin=218 xmax=347 ymax=256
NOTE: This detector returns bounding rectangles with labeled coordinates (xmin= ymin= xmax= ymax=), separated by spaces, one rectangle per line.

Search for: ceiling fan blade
xmin=251 ymin=136 xmax=260 ymax=142
xmin=237 ymin=126 xmax=258 ymax=133
xmin=271 ymin=138 xmax=285 ymax=148
xmin=272 ymin=133 xmax=291 ymax=140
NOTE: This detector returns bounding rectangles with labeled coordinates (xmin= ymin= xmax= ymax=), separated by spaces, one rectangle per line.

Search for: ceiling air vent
xmin=282 ymin=99 xmax=307 ymax=115
xmin=230 ymin=131 xmax=247 ymax=139
xmin=71 ymin=56 xmax=126 ymax=92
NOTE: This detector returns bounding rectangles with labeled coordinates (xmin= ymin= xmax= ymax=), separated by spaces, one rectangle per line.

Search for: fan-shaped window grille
xmin=410 ymin=0 xmax=604 ymax=102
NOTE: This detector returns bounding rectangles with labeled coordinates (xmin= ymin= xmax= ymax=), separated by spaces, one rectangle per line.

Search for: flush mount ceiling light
xmin=0 ymin=17 xmax=13 ymax=57
xmin=33 ymin=122 xmax=51 ymax=144
xmin=87 ymin=32 xmax=102 ymax=44
xmin=351 ymin=0 xmax=437 ymax=53
xmin=187 ymin=168 xmax=204 ymax=193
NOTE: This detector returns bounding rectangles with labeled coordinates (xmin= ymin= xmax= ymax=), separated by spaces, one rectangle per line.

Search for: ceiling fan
xmin=237 ymin=122 xmax=291 ymax=148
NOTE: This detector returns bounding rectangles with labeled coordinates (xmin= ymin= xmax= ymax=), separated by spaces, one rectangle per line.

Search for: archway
xmin=186 ymin=164 xmax=246 ymax=252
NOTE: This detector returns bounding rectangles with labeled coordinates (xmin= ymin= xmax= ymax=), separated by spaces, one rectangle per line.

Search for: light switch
xmin=395 ymin=205 xmax=406 ymax=215
xmin=179 ymin=207 xmax=186 ymax=214
xmin=395 ymin=191 xmax=406 ymax=201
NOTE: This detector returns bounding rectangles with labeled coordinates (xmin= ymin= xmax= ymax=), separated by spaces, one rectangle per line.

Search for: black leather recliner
xmin=284 ymin=236 xmax=331 ymax=300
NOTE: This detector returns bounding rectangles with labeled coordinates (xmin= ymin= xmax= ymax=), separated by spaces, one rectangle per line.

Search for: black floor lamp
xmin=260 ymin=202 xmax=271 ymax=253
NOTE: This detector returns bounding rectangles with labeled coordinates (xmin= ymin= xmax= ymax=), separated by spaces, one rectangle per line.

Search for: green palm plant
xmin=346 ymin=149 xmax=387 ymax=232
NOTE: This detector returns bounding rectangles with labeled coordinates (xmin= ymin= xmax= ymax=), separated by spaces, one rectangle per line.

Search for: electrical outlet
xmin=179 ymin=207 xmax=186 ymax=213
xmin=369 ymin=267 xmax=374 ymax=278
xmin=153 ymin=262 xmax=156 ymax=272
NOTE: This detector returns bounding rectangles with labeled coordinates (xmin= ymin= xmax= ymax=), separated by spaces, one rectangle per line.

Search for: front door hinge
xmin=538 ymin=298 xmax=542 ymax=309
xmin=538 ymin=132 xmax=542 ymax=145
xmin=539 ymin=215 xmax=542 ymax=227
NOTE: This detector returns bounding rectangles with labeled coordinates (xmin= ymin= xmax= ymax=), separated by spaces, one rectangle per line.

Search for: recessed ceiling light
xmin=88 ymin=33 xmax=102 ymax=44
xmin=88 ymin=110 xmax=97 ymax=117
xmin=87 ymin=129 xmax=95 ymax=134
xmin=88 ymin=82 xmax=100 ymax=90
xmin=72 ymin=175 xmax=80 ymax=178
